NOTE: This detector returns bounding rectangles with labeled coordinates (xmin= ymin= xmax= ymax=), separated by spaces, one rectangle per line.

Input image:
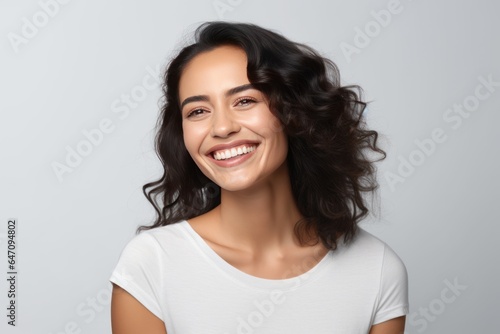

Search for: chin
xmin=211 ymin=174 xmax=259 ymax=192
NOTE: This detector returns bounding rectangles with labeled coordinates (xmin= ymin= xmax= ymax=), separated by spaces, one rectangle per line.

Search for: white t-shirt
xmin=109 ymin=220 xmax=409 ymax=333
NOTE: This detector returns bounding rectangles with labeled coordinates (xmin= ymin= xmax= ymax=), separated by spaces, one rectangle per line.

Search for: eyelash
xmin=234 ymin=96 xmax=257 ymax=106
xmin=186 ymin=108 xmax=207 ymax=118
xmin=186 ymin=97 xmax=257 ymax=118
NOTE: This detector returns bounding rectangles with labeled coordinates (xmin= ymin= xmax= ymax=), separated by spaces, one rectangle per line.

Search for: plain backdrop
xmin=1 ymin=0 xmax=499 ymax=333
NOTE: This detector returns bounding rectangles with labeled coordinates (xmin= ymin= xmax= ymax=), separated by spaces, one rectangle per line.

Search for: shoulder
xmin=341 ymin=227 xmax=390 ymax=256
xmin=116 ymin=221 xmax=190 ymax=262
xmin=337 ymin=227 xmax=407 ymax=277
xmin=110 ymin=221 xmax=191 ymax=291
xmin=132 ymin=220 xmax=188 ymax=244
xmin=350 ymin=229 xmax=410 ymax=324
xmin=351 ymin=227 xmax=403 ymax=257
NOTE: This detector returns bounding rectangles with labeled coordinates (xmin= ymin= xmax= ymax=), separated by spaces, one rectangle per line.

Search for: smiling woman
xmin=109 ymin=21 xmax=409 ymax=334
xmin=179 ymin=45 xmax=288 ymax=190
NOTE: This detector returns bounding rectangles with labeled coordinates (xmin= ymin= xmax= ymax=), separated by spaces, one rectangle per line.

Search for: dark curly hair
xmin=137 ymin=21 xmax=386 ymax=251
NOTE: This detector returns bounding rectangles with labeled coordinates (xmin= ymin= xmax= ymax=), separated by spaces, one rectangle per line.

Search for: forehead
xmin=178 ymin=45 xmax=249 ymax=100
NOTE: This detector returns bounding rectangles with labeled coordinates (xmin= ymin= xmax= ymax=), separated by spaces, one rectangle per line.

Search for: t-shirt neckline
xmin=178 ymin=219 xmax=337 ymax=291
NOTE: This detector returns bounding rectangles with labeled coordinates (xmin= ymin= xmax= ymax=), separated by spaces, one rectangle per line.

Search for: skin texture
xmin=111 ymin=45 xmax=405 ymax=333
xmin=111 ymin=284 xmax=167 ymax=334
xmin=369 ymin=316 xmax=406 ymax=334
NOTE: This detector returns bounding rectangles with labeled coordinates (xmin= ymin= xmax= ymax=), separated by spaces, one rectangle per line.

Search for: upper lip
xmin=207 ymin=140 xmax=260 ymax=156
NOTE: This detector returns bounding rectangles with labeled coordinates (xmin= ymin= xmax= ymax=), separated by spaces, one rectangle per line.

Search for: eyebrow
xmin=180 ymin=83 xmax=256 ymax=109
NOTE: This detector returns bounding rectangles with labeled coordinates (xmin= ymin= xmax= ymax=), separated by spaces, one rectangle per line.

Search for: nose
xmin=210 ymin=106 xmax=240 ymax=138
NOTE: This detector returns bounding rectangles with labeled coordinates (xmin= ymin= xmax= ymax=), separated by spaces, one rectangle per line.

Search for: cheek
xmin=182 ymin=126 xmax=196 ymax=156
xmin=244 ymin=108 xmax=283 ymax=135
xmin=265 ymin=117 xmax=288 ymax=158
xmin=275 ymin=133 xmax=289 ymax=158
xmin=256 ymin=113 xmax=286 ymax=143
xmin=182 ymin=124 xmax=206 ymax=157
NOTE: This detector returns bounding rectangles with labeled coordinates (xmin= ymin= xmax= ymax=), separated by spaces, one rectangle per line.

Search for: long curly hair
xmin=137 ymin=21 xmax=386 ymax=251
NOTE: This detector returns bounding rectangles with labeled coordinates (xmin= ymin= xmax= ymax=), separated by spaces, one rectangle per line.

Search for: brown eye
xmin=186 ymin=108 xmax=207 ymax=118
xmin=235 ymin=97 xmax=257 ymax=107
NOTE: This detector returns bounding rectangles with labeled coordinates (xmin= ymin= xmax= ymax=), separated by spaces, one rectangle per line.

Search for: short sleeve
xmin=372 ymin=243 xmax=409 ymax=325
xmin=109 ymin=232 xmax=164 ymax=321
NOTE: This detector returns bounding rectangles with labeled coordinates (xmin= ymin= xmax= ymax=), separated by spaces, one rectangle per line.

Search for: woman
xmin=110 ymin=21 xmax=409 ymax=334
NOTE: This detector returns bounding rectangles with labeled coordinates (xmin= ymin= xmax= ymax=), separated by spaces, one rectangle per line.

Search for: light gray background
xmin=1 ymin=0 xmax=498 ymax=333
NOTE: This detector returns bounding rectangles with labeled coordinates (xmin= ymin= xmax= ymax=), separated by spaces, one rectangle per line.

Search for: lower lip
xmin=208 ymin=146 xmax=258 ymax=168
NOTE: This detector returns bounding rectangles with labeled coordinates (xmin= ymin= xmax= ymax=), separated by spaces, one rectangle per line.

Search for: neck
xmin=214 ymin=162 xmax=311 ymax=254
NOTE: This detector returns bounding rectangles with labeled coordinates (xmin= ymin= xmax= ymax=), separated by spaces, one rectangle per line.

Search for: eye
xmin=186 ymin=108 xmax=208 ymax=118
xmin=235 ymin=97 xmax=257 ymax=107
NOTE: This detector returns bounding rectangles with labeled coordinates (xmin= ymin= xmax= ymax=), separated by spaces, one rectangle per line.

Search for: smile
xmin=212 ymin=145 xmax=257 ymax=161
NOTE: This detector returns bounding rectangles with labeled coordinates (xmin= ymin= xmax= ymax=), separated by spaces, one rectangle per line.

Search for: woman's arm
xmin=369 ymin=315 xmax=406 ymax=334
xmin=111 ymin=283 xmax=168 ymax=334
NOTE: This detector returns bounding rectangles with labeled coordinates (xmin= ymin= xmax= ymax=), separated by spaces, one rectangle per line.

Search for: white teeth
xmin=213 ymin=145 xmax=256 ymax=161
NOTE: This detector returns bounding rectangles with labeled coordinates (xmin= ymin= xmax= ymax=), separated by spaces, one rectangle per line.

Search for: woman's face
xmin=178 ymin=45 xmax=288 ymax=191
